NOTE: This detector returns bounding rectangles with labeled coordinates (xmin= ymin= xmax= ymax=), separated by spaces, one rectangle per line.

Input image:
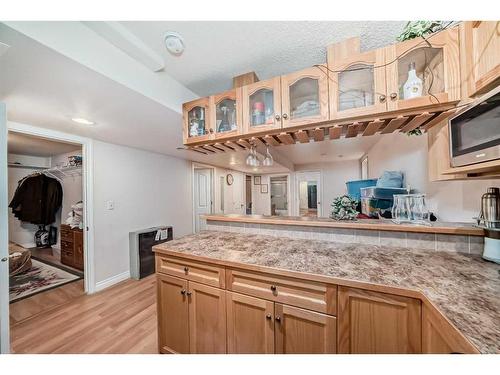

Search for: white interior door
xmin=230 ymin=173 xmax=245 ymax=214
xmin=0 ymin=103 xmax=9 ymax=353
xmin=296 ymin=171 xmax=322 ymax=218
xmin=194 ymin=168 xmax=213 ymax=232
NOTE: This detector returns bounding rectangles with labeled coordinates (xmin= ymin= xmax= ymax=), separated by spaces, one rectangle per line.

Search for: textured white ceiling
xmin=120 ymin=21 xmax=406 ymax=96
xmin=8 ymin=132 xmax=81 ymax=157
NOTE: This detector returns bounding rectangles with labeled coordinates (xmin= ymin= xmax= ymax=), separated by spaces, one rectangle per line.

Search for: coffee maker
xmin=476 ymin=187 xmax=500 ymax=263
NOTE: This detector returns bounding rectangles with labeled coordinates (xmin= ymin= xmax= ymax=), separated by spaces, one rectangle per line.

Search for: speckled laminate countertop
xmin=154 ymin=231 xmax=500 ymax=354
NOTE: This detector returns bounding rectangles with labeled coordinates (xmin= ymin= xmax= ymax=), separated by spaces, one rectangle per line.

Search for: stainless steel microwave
xmin=449 ymin=85 xmax=500 ymax=167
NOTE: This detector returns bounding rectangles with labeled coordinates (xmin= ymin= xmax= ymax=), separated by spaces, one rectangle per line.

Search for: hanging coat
xmin=9 ymin=174 xmax=63 ymax=225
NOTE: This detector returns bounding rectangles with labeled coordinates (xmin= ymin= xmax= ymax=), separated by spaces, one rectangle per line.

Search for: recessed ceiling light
xmin=164 ymin=32 xmax=185 ymax=56
xmin=72 ymin=117 xmax=95 ymax=126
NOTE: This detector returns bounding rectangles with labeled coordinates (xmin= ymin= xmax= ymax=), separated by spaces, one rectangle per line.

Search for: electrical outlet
xmin=106 ymin=200 xmax=115 ymax=210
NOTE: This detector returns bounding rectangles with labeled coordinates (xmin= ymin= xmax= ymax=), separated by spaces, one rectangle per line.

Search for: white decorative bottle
xmin=403 ymin=62 xmax=423 ymax=99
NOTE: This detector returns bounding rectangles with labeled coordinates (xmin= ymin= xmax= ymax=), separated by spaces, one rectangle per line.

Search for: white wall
xmin=7 ymin=154 xmax=51 ymax=247
xmin=214 ymin=167 xmax=245 ymax=215
xmin=93 ymin=140 xmax=193 ymax=283
xmin=366 ymin=132 xmax=500 ymax=222
xmin=295 ymin=161 xmax=361 ymax=217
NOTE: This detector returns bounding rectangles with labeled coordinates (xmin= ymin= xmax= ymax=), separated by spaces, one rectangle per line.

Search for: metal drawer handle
xmin=184 ymin=266 xmax=189 ymax=274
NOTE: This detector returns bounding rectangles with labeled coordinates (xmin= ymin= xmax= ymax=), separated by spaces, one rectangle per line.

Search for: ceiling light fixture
xmin=164 ymin=32 xmax=185 ymax=56
xmin=71 ymin=118 xmax=95 ymax=126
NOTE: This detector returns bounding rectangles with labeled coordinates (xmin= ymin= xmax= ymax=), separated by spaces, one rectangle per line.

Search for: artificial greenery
xmin=397 ymin=21 xmax=444 ymax=42
xmin=330 ymin=195 xmax=359 ymax=221
xmin=407 ymin=128 xmax=423 ymax=137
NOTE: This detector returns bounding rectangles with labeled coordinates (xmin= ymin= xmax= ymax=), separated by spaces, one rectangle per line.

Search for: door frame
xmin=7 ymin=121 xmax=96 ymax=295
xmin=191 ymin=163 xmax=215 ymax=232
xmin=0 ymin=103 xmax=9 ymax=353
xmin=294 ymin=170 xmax=323 ymax=217
xmin=269 ymin=174 xmax=291 ymax=216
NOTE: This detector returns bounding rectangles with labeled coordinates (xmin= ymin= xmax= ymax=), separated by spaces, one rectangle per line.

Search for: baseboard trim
xmin=94 ymin=271 xmax=130 ymax=292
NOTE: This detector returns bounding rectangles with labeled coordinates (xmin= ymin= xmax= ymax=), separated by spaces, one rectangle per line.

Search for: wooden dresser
xmin=60 ymin=224 xmax=84 ymax=270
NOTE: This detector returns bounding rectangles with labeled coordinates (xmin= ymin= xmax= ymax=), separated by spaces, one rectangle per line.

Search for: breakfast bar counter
xmin=154 ymin=231 xmax=499 ymax=354
xmin=202 ymin=214 xmax=484 ymax=236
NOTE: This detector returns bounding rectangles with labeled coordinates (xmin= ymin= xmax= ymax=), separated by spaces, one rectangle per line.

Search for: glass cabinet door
xmin=329 ymin=49 xmax=387 ymax=120
xmin=385 ymin=28 xmax=460 ymax=111
xmin=281 ymin=66 xmax=329 ymax=128
xmin=182 ymin=97 xmax=212 ymax=145
xmin=242 ymin=77 xmax=282 ymax=134
xmin=211 ymin=89 xmax=242 ymax=140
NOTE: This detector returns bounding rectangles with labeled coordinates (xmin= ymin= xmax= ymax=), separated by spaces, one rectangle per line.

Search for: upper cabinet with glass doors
xmin=242 ymin=77 xmax=282 ymax=134
xmin=384 ymin=28 xmax=460 ymax=111
xmin=210 ymin=89 xmax=242 ymax=141
xmin=329 ymin=49 xmax=387 ymax=120
xmin=281 ymin=66 xmax=329 ymax=128
xmin=183 ymin=97 xmax=213 ymax=145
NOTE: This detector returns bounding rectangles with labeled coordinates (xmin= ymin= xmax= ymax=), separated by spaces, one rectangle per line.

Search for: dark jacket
xmin=9 ymin=174 xmax=63 ymax=225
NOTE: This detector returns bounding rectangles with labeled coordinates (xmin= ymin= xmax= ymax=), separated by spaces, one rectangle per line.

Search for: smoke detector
xmin=164 ymin=32 xmax=185 ymax=56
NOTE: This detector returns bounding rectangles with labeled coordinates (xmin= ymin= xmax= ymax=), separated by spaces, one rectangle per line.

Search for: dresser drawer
xmin=60 ymin=229 xmax=73 ymax=242
xmin=155 ymin=255 xmax=225 ymax=288
xmin=61 ymin=240 xmax=73 ymax=250
xmin=226 ymin=268 xmax=337 ymax=315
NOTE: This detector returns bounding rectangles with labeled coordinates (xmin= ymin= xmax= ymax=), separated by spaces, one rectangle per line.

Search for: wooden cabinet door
xmin=281 ymin=66 xmax=329 ymax=129
xmin=226 ymin=291 xmax=274 ymax=354
xmin=210 ymin=89 xmax=242 ymax=141
xmin=337 ymin=286 xmax=421 ymax=353
xmin=242 ymin=77 xmax=282 ymax=135
xmin=73 ymin=230 xmax=84 ymax=270
xmin=385 ymin=27 xmax=460 ymax=111
xmin=422 ymin=303 xmax=479 ymax=354
xmin=274 ymin=303 xmax=336 ymax=354
xmin=183 ymin=97 xmax=213 ymax=145
xmin=329 ymin=48 xmax=387 ymax=120
xmin=188 ymin=281 xmax=226 ymax=353
xmin=156 ymin=274 xmax=189 ymax=354
xmin=468 ymin=21 xmax=500 ymax=95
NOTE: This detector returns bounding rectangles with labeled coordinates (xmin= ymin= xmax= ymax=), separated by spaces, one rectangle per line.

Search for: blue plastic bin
xmin=346 ymin=179 xmax=378 ymax=201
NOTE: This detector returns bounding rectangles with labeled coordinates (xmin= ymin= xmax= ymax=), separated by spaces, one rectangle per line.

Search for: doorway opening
xmin=245 ymin=175 xmax=252 ymax=214
xmin=193 ymin=166 xmax=214 ymax=232
xmin=270 ymin=176 xmax=288 ymax=216
xmin=296 ymin=171 xmax=322 ymax=218
xmin=7 ymin=130 xmax=87 ymax=325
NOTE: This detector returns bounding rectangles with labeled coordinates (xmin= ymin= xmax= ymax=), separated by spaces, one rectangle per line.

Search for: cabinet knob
xmin=186 ymin=291 xmax=192 ymax=297
xmin=184 ymin=266 xmax=189 ymax=274
xmin=282 ymin=113 xmax=288 ymax=120
xmin=275 ymin=316 xmax=281 ymax=323
xmin=1 ymin=257 xmax=7 ymax=262
xmin=379 ymin=95 xmax=386 ymax=102
xmin=275 ymin=114 xmax=281 ymax=121
xmin=209 ymin=128 xmax=214 ymax=134
xmin=180 ymin=289 xmax=186 ymax=295
xmin=390 ymin=92 xmax=398 ymax=100
xmin=266 ymin=313 xmax=272 ymax=320
xmin=270 ymin=285 xmax=277 ymax=292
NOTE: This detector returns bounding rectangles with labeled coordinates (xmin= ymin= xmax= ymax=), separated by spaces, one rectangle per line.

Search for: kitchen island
xmin=154 ymin=231 xmax=499 ymax=354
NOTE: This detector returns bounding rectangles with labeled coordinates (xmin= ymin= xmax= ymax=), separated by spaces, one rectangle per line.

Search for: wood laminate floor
xmin=10 ymin=276 xmax=158 ymax=354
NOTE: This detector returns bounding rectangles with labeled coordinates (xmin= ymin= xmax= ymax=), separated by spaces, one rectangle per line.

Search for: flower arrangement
xmin=330 ymin=195 xmax=359 ymax=221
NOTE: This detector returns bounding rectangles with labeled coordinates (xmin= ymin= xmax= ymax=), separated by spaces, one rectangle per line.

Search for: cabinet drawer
xmin=226 ymin=268 xmax=337 ymax=315
xmin=60 ymin=231 xmax=73 ymax=242
xmin=61 ymin=240 xmax=73 ymax=251
xmin=156 ymin=255 xmax=225 ymax=288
